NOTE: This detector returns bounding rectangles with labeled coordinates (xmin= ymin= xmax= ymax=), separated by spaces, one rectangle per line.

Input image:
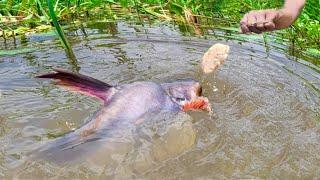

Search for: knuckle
xmin=257 ymin=24 xmax=264 ymax=28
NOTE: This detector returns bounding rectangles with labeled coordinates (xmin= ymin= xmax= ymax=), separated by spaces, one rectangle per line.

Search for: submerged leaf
xmin=217 ymin=26 xmax=239 ymax=32
xmin=0 ymin=48 xmax=37 ymax=56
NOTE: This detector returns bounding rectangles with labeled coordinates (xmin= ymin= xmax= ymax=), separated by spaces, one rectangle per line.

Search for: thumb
xmin=265 ymin=10 xmax=278 ymax=23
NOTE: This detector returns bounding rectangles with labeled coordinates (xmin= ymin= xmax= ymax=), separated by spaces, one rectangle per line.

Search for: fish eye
xmin=175 ymin=97 xmax=186 ymax=102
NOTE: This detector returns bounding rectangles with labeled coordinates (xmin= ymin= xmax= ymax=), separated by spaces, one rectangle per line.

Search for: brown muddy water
xmin=0 ymin=20 xmax=319 ymax=179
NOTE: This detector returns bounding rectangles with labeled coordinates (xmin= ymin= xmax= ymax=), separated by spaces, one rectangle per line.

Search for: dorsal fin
xmin=36 ymin=68 xmax=114 ymax=103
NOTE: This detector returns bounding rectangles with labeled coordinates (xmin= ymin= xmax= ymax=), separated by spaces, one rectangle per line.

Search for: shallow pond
xmin=0 ymin=20 xmax=319 ymax=179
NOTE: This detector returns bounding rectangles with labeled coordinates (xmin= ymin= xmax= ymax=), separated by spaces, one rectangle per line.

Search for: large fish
xmin=32 ymin=43 xmax=229 ymax=164
xmin=33 ymin=68 xmax=210 ymax=163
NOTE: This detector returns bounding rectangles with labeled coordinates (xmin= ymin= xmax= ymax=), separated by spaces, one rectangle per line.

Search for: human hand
xmin=240 ymin=9 xmax=295 ymax=33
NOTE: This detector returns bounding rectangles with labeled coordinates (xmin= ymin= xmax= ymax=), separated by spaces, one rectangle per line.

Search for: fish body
xmin=33 ymin=69 xmax=209 ymax=163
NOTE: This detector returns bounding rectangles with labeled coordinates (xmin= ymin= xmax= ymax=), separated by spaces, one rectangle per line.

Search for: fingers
xmin=240 ymin=11 xmax=262 ymax=34
xmin=264 ymin=11 xmax=277 ymax=31
xmin=264 ymin=21 xmax=276 ymax=31
xmin=240 ymin=10 xmax=278 ymax=34
xmin=240 ymin=14 xmax=250 ymax=33
xmin=255 ymin=13 xmax=267 ymax=32
xmin=247 ymin=12 xmax=261 ymax=33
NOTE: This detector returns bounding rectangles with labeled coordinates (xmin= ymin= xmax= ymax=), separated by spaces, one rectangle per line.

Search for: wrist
xmin=282 ymin=0 xmax=305 ymax=21
xmin=280 ymin=7 xmax=299 ymax=20
xmin=274 ymin=8 xmax=296 ymax=29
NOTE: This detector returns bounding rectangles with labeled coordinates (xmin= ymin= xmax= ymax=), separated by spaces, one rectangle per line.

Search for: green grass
xmin=47 ymin=0 xmax=75 ymax=57
xmin=0 ymin=0 xmax=319 ymax=58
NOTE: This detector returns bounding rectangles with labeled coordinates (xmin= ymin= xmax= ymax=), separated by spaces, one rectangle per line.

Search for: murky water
xmin=0 ymin=20 xmax=319 ymax=179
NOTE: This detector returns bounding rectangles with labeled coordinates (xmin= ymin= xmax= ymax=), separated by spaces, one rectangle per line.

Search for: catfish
xmin=32 ymin=43 xmax=229 ymax=163
xmin=33 ymin=68 xmax=210 ymax=163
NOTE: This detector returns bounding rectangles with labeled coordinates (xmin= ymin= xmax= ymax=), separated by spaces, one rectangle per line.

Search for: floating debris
xmin=201 ymin=43 xmax=230 ymax=74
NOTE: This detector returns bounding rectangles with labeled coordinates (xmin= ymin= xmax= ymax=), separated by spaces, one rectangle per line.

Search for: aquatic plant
xmin=47 ymin=0 xmax=75 ymax=57
xmin=0 ymin=0 xmax=319 ymax=59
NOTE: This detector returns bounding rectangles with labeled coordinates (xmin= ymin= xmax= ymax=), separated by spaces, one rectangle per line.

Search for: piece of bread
xmin=201 ymin=43 xmax=230 ymax=74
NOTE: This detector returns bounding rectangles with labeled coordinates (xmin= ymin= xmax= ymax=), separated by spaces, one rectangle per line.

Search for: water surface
xmin=0 ymin=20 xmax=319 ymax=179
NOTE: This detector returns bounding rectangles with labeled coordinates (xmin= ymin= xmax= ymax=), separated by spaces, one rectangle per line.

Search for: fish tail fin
xmin=31 ymin=132 xmax=100 ymax=164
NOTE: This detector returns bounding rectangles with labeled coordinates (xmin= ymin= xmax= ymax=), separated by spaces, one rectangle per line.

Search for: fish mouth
xmin=182 ymin=96 xmax=211 ymax=112
xmin=163 ymin=81 xmax=211 ymax=112
xmin=181 ymin=84 xmax=211 ymax=112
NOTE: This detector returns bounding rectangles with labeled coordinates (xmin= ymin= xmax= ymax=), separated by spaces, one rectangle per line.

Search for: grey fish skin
xmin=72 ymin=81 xmax=181 ymax=139
xmin=33 ymin=69 xmax=209 ymax=163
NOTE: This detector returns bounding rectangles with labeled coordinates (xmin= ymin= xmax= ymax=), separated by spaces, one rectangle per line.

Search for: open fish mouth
xmin=181 ymin=82 xmax=211 ymax=112
xmin=182 ymin=96 xmax=211 ymax=112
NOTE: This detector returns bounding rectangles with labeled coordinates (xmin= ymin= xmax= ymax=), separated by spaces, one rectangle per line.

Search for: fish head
xmin=161 ymin=79 xmax=211 ymax=112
